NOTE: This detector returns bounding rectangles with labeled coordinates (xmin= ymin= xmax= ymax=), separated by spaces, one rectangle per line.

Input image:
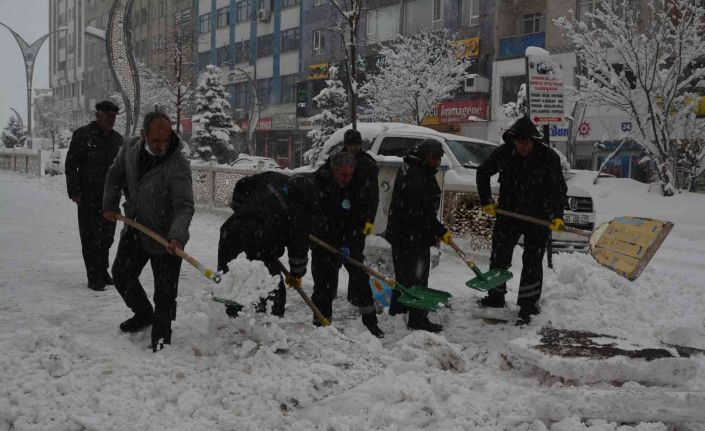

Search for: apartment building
xmin=195 ymin=0 xmax=302 ymax=167
xmin=48 ymin=0 xmax=86 ymax=117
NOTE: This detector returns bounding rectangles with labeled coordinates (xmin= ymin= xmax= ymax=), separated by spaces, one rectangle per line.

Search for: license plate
xmin=565 ymin=214 xmax=577 ymax=224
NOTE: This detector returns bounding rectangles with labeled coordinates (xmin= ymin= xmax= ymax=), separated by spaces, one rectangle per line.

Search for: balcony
xmin=498 ymin=32 xmax=545 ymax=60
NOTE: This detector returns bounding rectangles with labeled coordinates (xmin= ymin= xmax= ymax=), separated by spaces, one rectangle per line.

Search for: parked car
xmin=229 ymin=154 xmax=282 ymax=171
xmin=316 ymin=123 xmax=595 ymax=252
xmin=44 ymin=149 xmax=69 ymax=176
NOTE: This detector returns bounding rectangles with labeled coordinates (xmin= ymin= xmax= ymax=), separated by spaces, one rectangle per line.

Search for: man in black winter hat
xmin=476 ymin=116 xmax=567 ymax=325
xmin=385 ymin=139 xmax=453 ymax=333
xmin=65 ymin=100 xmax=123 ymax=291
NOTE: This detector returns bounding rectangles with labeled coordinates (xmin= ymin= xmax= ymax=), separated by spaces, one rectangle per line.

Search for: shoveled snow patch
xmin=507 ymin=331 xmax=698 ymax=386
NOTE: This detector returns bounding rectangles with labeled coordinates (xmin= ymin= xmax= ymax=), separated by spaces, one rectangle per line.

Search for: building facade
xmin=195 ymin=0 xmax=302 ymax=167
xmin=49 ymin=0 xmax=87 ymax=121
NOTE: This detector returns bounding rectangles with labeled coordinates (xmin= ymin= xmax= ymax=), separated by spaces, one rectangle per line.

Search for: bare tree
xmin=555 ymin=0 xmax=705 ymax=195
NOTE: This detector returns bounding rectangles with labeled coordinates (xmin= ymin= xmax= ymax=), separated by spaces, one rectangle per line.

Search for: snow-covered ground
xmin=1 ymin=170 xmax=705 ymax=430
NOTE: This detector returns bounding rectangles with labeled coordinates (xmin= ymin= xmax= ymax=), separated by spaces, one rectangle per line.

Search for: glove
xmin=482 ymin=203 xmax=497 ymax=217
xmin=440 ymin=231 xmax=452 ymax=244
xmin=549 ymin=218 xmax=565 ymax=232
xmin=284 ymin=274 xmax=302 ymax=289
xmin=362 ymin=222 xmax=374 ymax=236
xmin=339 ymin=246 xmax=351 ymax=262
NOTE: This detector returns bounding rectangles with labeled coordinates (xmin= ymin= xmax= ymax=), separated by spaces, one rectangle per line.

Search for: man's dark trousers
xmin=77 ymin=201 xmax=116 ymax=282
xmin=390 ymin=243 xmax=431 ymax=323
xmin=487 ymin=218 xmax=549 ymax=308
xmin=111 ymin=228 xmax=182 ymax=325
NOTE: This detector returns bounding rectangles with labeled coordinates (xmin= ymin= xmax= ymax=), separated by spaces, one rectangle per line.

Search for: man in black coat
xmin=217 ymin=152 xmax=356 ymax=319
xmin=317 ymin=129 xmax=383 ymax=337
xmin=65 ymin=101 xmax=123 ymax=291
xmin=385 ymin=140 xmax=452 ymax=333
xmin=216 ymin=171 xmax=312 ymax=316
xmin=476 ymin=116 xmax=567 ymax=325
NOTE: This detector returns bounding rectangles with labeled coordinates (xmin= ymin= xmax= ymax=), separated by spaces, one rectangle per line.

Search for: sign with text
xmin=238 ymin=118 xmax=272 ymax=132
xmin=526 ymin=54 xmax=565 ymax=127
xmin=422 ymin=99 xmax=488 ymax=125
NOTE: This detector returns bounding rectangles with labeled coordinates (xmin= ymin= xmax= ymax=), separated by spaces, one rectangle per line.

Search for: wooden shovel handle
xmin=495 ymin=208 xmax=590 ymax=238
xmin=276 ymin=259 xmax=330 ymax=327
xmin=309 ymin=235 xmax=397 ymax=287
xmin=447 ymin=238 xmax=476 ymax=267
xmin=115 ymin=214 xmax=220 ymax=283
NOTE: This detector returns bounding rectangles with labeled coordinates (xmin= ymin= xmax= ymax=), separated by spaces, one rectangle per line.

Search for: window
xmin=501 ymin=75 xmax=526 ymax=105
xmin=313 ymin=0 xmax=326 ymax=6
xmin=378 ymin=137 xmax=427 ymax=157
xmin=256 ymin=78 xmax=271 ymax=107
xmin=174 ymin=8 xmax=191 ymax=25
xmin=217 ymin=7 xmax=230 ymax=28
xmin=217 ymin=46 xmax=229 ymax=65
xmin=257 ymin=34 xmax=273 ymax=57
xmin=158 ymin=0 xmax=165 ymax=17
xmin=237 ymin=0 xmax=252 ymax=22
xmin=522 ymin=12 xmax=544 ymax=34
xmin=282 ymin=0 xmax=299 ymax=8
xmin=312 ymin=30 xmax=323 ymax=55
xmin=460 ymin=0 xmax=479 ymax=26
xmin=577 ymin=0 xmax=599 ymax=23
xmin=141 ymin=8 xmax=147 ymax=23
xmin=235 ymin=82 xmax=253 ymax=109
xmin=199 ymin=51 xmax=211 ymax=71
xmin=151 ymin=4 xmax=158 ymax=20
xmin=281 ymin=74 xmax=297 ymax=103
xmin=367 ymin=10 xmax=377 ymax=42
xmin=280 ymin=28 xmax=300 ymax=53
xmin=200 ymin=13 xmax=211 ymax=33
xmin=433 ymin=0 xmax=442 ymax=22
xmin=235 ymin=40 xmax=251 ymax=63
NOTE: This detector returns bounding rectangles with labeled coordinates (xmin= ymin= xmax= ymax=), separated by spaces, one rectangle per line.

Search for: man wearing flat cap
xmin=65 ymin=100 xmax=124 ymax=291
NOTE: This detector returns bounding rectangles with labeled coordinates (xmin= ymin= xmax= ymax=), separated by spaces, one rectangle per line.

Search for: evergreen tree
xmin=192 ymin=65 xmax=241 ymax=163
xmin=1 ymin=116 xmax=27 ymax=148
xmin=305 ymin=66 xmax=348 ymax=165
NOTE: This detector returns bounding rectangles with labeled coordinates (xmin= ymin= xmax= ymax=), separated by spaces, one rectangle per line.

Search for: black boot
xmin=151 ymin=321 xmax=172 ymax=352
xmin=119 ymin=313 xmax=153 ymax=333
xmin=361 ymin=312 xmax=384 ymax=338
xmin=270 ymin=284 xmax=286 ymax=317
xmin=87 ymin=273 xmax=106 ymax=291
xmin=407 ymin=310 xmax=442 ymax=333
xmin=100 ymin=270 xmax=114 ymax=286
xmin=516 ymin=304 xmax=540 ymax=326
xmin=477 ymin=293 xmax=505 ymax=308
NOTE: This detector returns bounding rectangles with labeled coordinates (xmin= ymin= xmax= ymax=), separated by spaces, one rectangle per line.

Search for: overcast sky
xmin=0 ymin=0 xmax=49 ymax=130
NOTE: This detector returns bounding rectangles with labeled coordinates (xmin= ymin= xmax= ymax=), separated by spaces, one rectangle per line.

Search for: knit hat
xmin=502 ymin=116 xmax=542 ymax=144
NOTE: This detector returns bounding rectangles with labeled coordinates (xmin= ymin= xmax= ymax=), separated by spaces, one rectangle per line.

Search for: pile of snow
xmin=2 ymin=171 xmax=705 ymax=430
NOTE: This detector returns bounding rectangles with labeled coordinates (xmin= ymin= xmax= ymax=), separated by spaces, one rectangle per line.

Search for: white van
xmin=316 ymin=123 xmax=594 ymax=252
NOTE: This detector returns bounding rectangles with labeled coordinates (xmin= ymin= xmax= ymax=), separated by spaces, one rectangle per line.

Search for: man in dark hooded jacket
xmin=476 ymin=116 xmax=567 ymax=325
xmin=217 ymin=151 xmax=357 ymax=317
xmin=385 ymin=140 xmax=452 ymax=333
xmin=317 ymin=129 xmax=382 ymax=337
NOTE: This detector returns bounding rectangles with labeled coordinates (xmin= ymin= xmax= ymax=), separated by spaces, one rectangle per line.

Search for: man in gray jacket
xmin=103 ymin=112 xmax=194 ymax=351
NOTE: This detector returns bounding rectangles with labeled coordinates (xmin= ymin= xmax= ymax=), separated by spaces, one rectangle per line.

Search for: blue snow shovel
xmin=446 ymin=238 xmax=513 ymax=292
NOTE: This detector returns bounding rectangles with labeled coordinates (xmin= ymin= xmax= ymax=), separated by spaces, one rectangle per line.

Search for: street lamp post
xmin=0 ymin=23 xmax=66 ymax=137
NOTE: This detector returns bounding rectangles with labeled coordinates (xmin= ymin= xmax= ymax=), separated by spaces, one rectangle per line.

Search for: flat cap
xmin=95 ymin=100 xmax=119 ymax=113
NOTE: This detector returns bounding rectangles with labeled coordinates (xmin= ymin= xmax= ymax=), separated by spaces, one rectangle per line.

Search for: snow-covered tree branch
xmin=555 ymin=0 xmax=705 ymax=195
xmin=360 ymin=31 xmax=470 ymax=125
xmin=329 ymin=0 xmax=362 ymax=128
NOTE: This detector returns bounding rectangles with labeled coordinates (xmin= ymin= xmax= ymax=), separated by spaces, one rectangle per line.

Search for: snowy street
xmin=2 ymin=170 xmax=705 ymax=430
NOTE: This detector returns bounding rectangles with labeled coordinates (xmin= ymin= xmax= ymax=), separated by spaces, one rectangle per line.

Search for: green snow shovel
xmin=446 ymin=238 xmax=513 ymax=292
xmin=309 ymin=235 xmax=451 ymax=312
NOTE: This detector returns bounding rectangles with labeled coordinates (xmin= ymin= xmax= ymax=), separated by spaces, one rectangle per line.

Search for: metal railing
xmin=0 ymin=148 xmax=42 ymax=177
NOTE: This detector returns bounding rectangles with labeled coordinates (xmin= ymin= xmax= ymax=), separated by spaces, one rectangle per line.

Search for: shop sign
xmin=451 ymin=37 xmax=480 ymax=59
xmin=423 ymin=99 xmax=488 ymax=124
xmin=308 ymin=63 xmax=329 ymax=80
xmin=239 ymin=118 xmax=272 ymax=132
xmin=526 ymin=52 xmax=565 ymax=126
xmin=272 ymin=113 xmax=296 ymax=130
